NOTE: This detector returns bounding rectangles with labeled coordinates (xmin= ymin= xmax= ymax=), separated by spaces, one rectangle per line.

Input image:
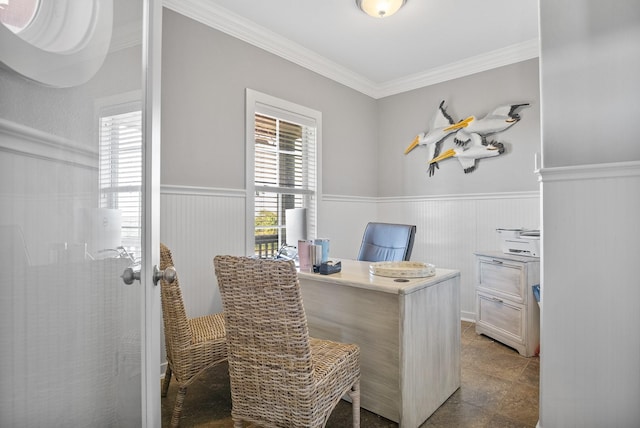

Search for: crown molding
xmin=163 ymin=0 xmax=539 ymax=99
xmin=375 ymin=39 xmax=540 ymax=98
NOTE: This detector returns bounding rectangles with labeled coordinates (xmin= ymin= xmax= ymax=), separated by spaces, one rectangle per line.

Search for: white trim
xmin=375 ymin=39 xmax=540 ymax=99
xmin=245 ymin=89 xmax=323 ymax=256
xmin=162 ymin=188 xmax=539 ymax=203
xmin=161 ymin=184 xmax=245 ymax=198
xmin=322 ymin=194 xmax=378 ymax=203
xmin=378 ymin=190 xmax=540 ymax=203
xmin=0 ymin=118 xmax=97 ymax=169
xmin=162 ymin=0 xmax=539 ymax=99
xmin=460 ymin=313 xmax=476 ymax=323
xmin=538 ymin=161 xmax=640 ymax=182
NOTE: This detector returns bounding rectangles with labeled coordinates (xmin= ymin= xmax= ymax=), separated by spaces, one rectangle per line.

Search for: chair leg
xmin=170 ymin=386 xmax=187 ymax=428
xmin=348 ymin=380 xmax=360 ymax=427
xmin=161 ymin=365 xmax=172 ymax=397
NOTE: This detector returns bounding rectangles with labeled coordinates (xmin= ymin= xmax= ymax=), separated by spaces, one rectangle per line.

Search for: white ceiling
xmin=163 ymin=0 xmax=540 ymax=98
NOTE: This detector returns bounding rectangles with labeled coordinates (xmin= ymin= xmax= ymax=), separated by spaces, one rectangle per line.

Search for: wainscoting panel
xmin=538 ymin=162 xmax=640 ymax=427
xmin=377 ymin=193 xmax=540 ymax=320
xmin=160 ymin=188 xmax=540 ymax=322
xmin=160 ymin=186 xmax=246 ymax=318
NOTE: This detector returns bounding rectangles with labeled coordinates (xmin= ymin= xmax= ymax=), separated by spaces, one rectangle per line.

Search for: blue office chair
xmin=357 ymin=222 xmax=417 ymax=262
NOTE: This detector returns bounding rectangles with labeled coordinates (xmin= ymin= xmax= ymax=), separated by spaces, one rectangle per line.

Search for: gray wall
xmin=540 ymin=1 xmax=640 ymax=167
xmin=162 ymin=10 xmax=541 ymax=199
xmin=378 ymin=59 xmax=540 ymax=197
xmin=161 ymin=9 xmax=379 ymax=197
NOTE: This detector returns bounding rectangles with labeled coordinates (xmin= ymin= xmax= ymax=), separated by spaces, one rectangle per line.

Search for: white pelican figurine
xmin=429 ymin=133 xmax=505 ymax=173
xmin=445 ymin=103 xmax=529 ymax=146
xmin=403 ymin=100 xmax=457 ymax=176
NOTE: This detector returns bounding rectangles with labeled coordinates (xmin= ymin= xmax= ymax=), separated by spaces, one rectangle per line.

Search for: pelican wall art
xmin=404 ymin=101 xmax=528 ymax=175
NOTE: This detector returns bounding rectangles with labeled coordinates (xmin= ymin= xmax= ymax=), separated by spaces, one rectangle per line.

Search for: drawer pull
xmin=491 ymin=297 xmax=504 ymax=303
xmin=491 ymin=259 xmax=504 ymax=264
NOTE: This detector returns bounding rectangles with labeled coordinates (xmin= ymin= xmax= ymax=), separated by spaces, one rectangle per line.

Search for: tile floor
xmin=161 ymin=321 xmax=539 ymax=427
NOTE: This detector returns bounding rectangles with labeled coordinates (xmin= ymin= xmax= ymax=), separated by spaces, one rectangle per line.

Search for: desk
xmin=298 ymin=260 xmax=460 ymax=428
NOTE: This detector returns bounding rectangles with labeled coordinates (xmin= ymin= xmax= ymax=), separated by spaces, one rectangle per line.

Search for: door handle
xmin=121 ymin=266 xmax=141 ymax=285
xmin=153 ymin=265 xmax=176 ymax=286
xmin=121 ymin=265 xmax=176 ymax=286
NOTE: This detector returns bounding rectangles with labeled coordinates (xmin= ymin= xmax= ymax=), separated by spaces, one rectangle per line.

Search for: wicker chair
xmin=160 ymin=243 xmax=227 ymax=427
xmin=213 ymin=255 xmax=361 ymax=428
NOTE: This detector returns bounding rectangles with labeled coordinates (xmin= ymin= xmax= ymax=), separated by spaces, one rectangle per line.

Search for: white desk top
xmin=297 ymin=259 xmax=459 ymax=295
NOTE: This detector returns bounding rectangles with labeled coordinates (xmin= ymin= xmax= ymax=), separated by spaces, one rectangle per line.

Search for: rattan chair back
xmin=160 ymin=243 xmax=227 ymax=427
xmin=213 ymin=255 xmax=360 ymax=428
xmin=160 ymin=244 xmax=191 ymax=358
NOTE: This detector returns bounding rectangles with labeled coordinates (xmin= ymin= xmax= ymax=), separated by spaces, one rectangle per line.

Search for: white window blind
xmin=253 ymin=110 xmax=317 ymax=257
xmin=99 ymin=109 xmax=142 ymax=258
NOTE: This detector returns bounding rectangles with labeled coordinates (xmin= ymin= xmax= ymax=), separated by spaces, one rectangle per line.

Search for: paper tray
xmin=369 ymin=261 xmax=435 ymax=278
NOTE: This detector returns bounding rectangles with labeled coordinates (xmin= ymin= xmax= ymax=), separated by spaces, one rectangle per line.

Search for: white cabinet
xmin=474 ymin=251 xmax=540 ymax=357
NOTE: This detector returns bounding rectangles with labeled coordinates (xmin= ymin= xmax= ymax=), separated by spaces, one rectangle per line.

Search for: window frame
xmin=95 ymin=90 xmax=142 ymax=260
xmin=245 ymin=89 xmax=322 ymax=257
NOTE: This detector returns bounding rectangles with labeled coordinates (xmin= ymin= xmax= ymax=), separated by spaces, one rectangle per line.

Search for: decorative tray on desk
xmin=369 ymin=261 xmax=436 ymax=278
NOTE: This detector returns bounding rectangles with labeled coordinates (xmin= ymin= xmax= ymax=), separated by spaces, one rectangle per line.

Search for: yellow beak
xmin=443 ymin=116 xmax=474 ymax=132
xmin=430 ymin=148 xmax=456 ymax=164
xmin=404 ymin=135 xmax=420 ymax=154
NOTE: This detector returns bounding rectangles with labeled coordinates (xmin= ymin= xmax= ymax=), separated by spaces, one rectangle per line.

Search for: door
xmin=0 ymin=0 xmax=161 ymax=426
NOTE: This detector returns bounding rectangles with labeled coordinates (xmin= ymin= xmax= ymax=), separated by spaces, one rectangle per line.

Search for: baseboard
xmin=461 ymin=311 xmax=476 ymax=323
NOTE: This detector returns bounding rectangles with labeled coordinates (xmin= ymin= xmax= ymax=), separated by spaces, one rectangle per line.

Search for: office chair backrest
xmin=357 ymin=222 xmax=416 ymax=262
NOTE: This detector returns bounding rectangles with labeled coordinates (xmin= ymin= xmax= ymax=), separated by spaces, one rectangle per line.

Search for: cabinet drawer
xmin=477 ymin=257 xmax=525 ymax=302
xmin=477 ymin=292 xmax=524 ymax=342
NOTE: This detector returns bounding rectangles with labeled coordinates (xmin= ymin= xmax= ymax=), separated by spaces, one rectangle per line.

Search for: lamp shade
xmin=356 ymin=0 xmax=406 ymax=18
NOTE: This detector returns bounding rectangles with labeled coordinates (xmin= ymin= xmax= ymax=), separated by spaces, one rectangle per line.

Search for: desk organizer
xmin=318 ymin=261 xmax=341 ymax=275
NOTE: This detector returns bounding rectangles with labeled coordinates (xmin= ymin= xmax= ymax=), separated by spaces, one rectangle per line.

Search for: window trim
xmin=95 ymin=90 xmax=142 ymax=259
xmin=245 ymin=88 xmax=322 ymax=256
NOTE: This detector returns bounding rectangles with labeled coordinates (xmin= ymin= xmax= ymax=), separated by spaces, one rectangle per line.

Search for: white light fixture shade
xmin=356 ymin=0 xmax=406 ymax=18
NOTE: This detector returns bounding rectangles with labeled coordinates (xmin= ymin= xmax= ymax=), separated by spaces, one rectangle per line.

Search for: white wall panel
xmin=162 ymin=187 xmax=539 ymax=323
xmin=160 ymin=186 xmax=245 ymax=318
xmin=539 ymin=163 xmax=640 ymax=427
xmin=378 ymin=193 xmax=540 ymax=320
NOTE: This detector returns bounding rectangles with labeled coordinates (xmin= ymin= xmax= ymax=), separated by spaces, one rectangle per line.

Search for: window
xmin=246 ymin=89 xmax=321 ymax=258
xmin=99 ymin=104 xmax=142 ymax=259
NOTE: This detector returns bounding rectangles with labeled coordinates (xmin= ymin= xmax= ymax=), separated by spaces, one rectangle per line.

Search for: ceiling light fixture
xmin=356 ymin=0 xmax=406 ymax=19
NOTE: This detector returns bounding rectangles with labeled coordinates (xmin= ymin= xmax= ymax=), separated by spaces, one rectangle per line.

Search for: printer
xmin=496 ymin=228 xmax=540 ymax=257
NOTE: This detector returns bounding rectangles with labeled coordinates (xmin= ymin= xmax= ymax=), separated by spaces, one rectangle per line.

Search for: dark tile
xmin=459 ymin=367 xmax=512 ymax=412
xmin=487 ymin=413 xmax=537 ymax=428
xmin=161 ymin=322 xmax=540 ymax=427
xmin=517 ymin=359 xmax=540 ymax=388
xmin=497 ymin=382 xmax=540 ymax=426
xmin=420 ymin=400 xmax=492 ymax=428
xmin=327 ymin=402 xmax=396 ymax=428
xmin=466 ymin=347 xmax=530 ymax=382
xmin=461 ymin=324 xmax=480 ymax=345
